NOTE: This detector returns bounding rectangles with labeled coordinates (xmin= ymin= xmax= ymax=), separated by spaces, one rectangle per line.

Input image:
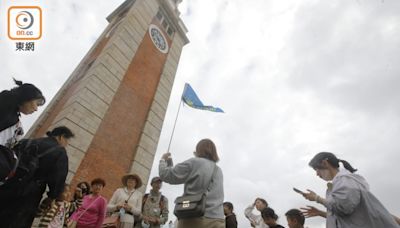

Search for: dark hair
xmin=11 ymin=78 xmax=45 ymax=106
xmin=195 ymin=138 xmax=219 ymax=162
xmin=73 ymin=181 xmax=91 ymax=200
xmin=256 ymin=198 xmax=268 ymax=207
xmin=223 ymin=202 xmax=234 ymax=211
xmin=46 ymin=126 xmax=75 ymax=139
xmin=309 ymin=152 xmax=357 ymax=173
xmin=77 ymin=181 xmax=90 ymax=195
xmin=91 ymin=178 xmax=106 ymax=187
xmin=285 ymin=209 xmax=305 ymax=225
xmin=261 ymin=207 xmax=278 ymax=220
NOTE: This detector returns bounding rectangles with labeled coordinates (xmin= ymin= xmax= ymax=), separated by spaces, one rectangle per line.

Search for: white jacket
xmin=324 ymin=169 xmax=399 ymax=228
xmin=0 ymin=122 xmax=22 ymax=147
xmin=244 ymin=205 xmax=269 ymax=228
xmin=107 ymin=188 xmax=142 ymax=224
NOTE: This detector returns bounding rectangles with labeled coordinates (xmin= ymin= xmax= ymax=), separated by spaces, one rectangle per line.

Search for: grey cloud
xmin=283 ymin=1 xmax=400 ymax=116
xmin=3 ymin=1 xmax=400 ymax=228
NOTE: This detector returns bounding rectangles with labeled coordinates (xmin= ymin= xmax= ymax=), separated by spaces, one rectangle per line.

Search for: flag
xmin=181 ymin=83 xmax=224 ymax=113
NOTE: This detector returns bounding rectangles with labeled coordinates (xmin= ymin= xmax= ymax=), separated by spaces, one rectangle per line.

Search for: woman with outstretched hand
xmin=300 ymin=152 xmax=399 ymax=228
xmin=244 ymin=198 xmax=269 ymax=228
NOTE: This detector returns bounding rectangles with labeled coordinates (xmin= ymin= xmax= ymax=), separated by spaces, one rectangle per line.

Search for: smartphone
xmin=293 ymin=187 xmax=304 ymax=194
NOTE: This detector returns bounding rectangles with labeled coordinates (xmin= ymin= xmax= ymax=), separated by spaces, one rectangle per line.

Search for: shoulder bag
xmin=102 ymin=189 xmax=135 ymax=227
xmin=173 ymin=164 xmax=218 ymax=219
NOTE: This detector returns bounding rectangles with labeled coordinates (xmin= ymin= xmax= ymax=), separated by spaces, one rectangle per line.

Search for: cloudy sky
xmin=1 ymin=0 xmax=400 ymax=227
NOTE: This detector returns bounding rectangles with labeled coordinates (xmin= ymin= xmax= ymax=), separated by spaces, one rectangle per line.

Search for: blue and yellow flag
xmin=181 ymin=83 xmax=224 ymax=113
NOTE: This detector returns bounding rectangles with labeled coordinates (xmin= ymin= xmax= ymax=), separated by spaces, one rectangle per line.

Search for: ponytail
xmin=46 ymin=126 xmax=74 ymax=139
xmin=13 ymin=78 xmax=23 ymax=86
xmin=339 ymin=159 xmax=357 ymax=173
xmin=261 ymin=207 xmax=279 ymax=221
xmin=10 ymin=78 xmax=45 ymax=106
xmin=310 ymin=152 xmax=358 ymax=173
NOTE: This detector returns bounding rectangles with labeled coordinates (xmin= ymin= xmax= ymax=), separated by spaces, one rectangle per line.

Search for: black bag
xmin=0 ymin=126 xmax=24 ymax=185
xmin=0 ymin=139 xmax=58 ymax=189
xmin=0 ymin=145 xmax=19 ymax=185
xmin=12 ymin=139 xmax=41 ymax=185
xmin=173 ymin=165 xmax=218 ymax=219
xmin=174 ymin=193 xmax=206 ymax=219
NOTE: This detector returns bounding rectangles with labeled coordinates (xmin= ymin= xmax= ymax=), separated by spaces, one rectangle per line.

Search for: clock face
xmin=149 ymin=24 xmax=169 ymax=53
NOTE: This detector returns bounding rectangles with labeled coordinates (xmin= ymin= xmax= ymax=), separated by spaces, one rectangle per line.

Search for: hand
xmin=161 ymin=152 xmax=171 ymax=160
xmin=117 ymin=204 xmax=124 ymax=210
xmin=148 ymin=217 xmax=155 ymax=224
xmin=392 ymin=214 xmax=400 ymax=225
xmin=147 ymin=217 xmax=159 ymax=225
xmin=300 ymin=205 xmax=324 ymax=218
xmin=302 ymin=189 xmax=318 ymax=201
xmin=123 ymin=203 xmax=132 ymax=211
xmin=143 ymin=216 xmax=150 ymax=224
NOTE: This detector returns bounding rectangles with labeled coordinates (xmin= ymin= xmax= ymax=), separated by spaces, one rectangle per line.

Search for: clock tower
xmin=26 ymin=0 xmax=189 ymax=196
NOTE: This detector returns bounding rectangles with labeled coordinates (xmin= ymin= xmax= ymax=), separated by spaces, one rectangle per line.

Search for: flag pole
xmin=167 ymin=85 xmax=186 ymax=153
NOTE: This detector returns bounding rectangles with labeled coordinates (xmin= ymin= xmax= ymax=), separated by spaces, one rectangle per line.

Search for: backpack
xmin=0 ymin=144 xmax=19 ymax=186
xmin=142 ymin=193 xmax=166 ymax=211
xmin=134 ymin=193 xmax=166 ymax=226
xmin=0 ymin=139 xmax=59 ymax=189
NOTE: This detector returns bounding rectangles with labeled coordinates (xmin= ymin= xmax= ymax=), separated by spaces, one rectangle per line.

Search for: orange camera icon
xmin=8 ymin=6 xmax=42 ymax=40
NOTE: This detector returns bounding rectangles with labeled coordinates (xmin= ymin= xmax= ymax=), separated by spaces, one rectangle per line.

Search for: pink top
xmin=70 ymin=194 xmax=107 ymax=228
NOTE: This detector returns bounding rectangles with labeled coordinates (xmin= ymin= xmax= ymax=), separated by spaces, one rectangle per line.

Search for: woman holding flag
xmin=159 ymin=139 xmax=225 ymax=228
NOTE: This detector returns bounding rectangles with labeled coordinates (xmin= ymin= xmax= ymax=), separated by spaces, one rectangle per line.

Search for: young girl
xmin=301 ymin=152 xmax=399 ymax=228
xmin=261 ymin=207 xmax=285 ymax=228
xmin=38 ymin=184 xmax=72 ymax=227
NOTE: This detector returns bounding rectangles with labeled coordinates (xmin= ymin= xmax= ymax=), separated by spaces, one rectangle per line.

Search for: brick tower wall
xmin=26 ymin=0 xmax=188 ymax=197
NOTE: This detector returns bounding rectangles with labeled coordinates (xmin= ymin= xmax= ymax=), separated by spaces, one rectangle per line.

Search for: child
xmin=285 ymin=209 xmax=304 ymax=228
xmin=261 ymin=207 xmax=285 ymax=228
xmin=38 ymin=184 xmax=72 ymax=227
xmin=223 ymin=202 xmax=238 ymax=228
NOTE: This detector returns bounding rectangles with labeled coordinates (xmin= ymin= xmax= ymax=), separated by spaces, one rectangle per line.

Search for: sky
xmin=1 ymin=0 xmax=400 ymax=227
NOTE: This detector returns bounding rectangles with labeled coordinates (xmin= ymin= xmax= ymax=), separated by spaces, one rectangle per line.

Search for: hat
xmin=150 ymin=176 xmax=162 ymax=184
xmin=121 ymin=174 xmax=142 ymax=189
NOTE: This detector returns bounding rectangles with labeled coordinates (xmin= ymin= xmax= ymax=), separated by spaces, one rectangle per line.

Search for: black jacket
xmin=34 ymin=137 xmax=69 ymax=199
xmin=226 ymin=213 xmax=238 ymax=228
xmin=0 ymin=90 xmax=20 ymax=132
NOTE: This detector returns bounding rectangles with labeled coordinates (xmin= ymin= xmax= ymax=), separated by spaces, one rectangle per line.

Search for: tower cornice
xmin=106 ymin=0 xmax=136 ymax=23
xmin=157 ymin=0 xmax=189 ymax=44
